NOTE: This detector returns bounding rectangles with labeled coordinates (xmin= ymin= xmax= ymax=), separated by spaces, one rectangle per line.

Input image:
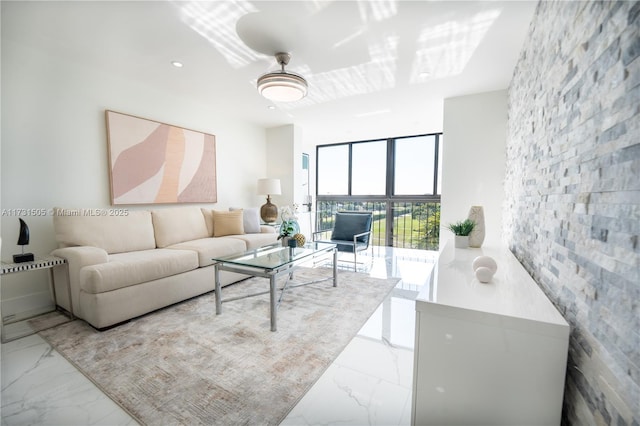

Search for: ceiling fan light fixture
xmin=257 ymin=52 xmax=308 ymax=102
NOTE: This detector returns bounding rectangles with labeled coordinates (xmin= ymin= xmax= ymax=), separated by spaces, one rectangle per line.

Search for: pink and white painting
xmin=106 ymin=110 xmax=217 ymax=205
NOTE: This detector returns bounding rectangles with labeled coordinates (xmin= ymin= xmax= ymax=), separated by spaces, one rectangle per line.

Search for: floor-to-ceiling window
xmin=316 ymin=133 xmax=442 ymax=250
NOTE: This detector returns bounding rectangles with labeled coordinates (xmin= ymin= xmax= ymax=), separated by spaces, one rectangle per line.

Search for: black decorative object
xmin=13 ymin=218 xmax=34 ymax=263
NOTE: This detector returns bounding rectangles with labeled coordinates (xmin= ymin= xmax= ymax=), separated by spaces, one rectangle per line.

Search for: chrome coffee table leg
xmin=270 ymin=274 xmax=277 ymax=331
xmin=214 ymin=263 xmax=222 ymax=315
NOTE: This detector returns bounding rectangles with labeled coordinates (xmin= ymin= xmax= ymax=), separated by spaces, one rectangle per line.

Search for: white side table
xmin=1 ymin=255 xmax=74 ymax=342
xmin=261 ymin=222 xmax=282 ymax=233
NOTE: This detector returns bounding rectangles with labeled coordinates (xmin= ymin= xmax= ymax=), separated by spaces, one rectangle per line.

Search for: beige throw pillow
xmin=212 ymin=210 xmax=244 ymax=237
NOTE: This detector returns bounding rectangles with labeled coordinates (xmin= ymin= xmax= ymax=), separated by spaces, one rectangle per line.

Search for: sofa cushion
xmin=212 ymin=210 xmax=244 ymax=237
xmin=152 ymin=207 xmax=209 ymax=248
xmin=227 ymin=233 xmax=278 ymax=250
xmin=167 ymin=237 xmax=247 ymax=267
xmin=230 ymin=207 xmax=261 ymax=233
xmin=331 ymin=212 xmax=373 ymax=244
xmin=53 ymin=208 xmax=156 ymax=254
xmin=80 ymin=248 xmax=199 ymax=294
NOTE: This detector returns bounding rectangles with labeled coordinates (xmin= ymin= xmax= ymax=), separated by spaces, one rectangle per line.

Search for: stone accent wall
xmin=504 ymin=1 xmax=639 ymax=424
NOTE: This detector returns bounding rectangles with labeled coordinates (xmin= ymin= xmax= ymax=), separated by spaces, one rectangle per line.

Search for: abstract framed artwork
xmin=106 ymin=110 xmax=217 ymax=205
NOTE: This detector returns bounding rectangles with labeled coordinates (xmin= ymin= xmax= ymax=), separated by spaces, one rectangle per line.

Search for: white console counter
xmin=411 ymin=242 xmax=569 ymax=425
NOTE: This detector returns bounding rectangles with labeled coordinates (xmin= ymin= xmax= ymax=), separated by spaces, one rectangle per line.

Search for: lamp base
xmin=260 ymin=197 xmax=278 ymax=223
xmin=13 ymin=253 xmax=34 ymax=263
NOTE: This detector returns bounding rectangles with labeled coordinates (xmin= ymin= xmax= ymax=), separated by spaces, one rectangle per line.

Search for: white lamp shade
xmin=257 ymin=178 xmax=281 ymax=195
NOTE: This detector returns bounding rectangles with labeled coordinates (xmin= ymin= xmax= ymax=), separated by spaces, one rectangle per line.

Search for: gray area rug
xmin=39 ymin=267 xmax=399 ymax=425
xmin=28 ymin=310 xmax=72 ymax=331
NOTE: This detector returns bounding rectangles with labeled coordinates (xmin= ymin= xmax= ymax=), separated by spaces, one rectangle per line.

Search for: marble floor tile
xmin=1 ymin=334 xmax=138 ymax=426
xmin=334 ymin=335 xmax=415 ymax=389
xmin=281 ymin=362 xmax=411 ymax=426
xmin=1 ymin=247 xmax=437 ymax=425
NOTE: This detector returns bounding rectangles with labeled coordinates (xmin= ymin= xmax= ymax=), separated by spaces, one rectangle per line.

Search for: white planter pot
xmin=454 ymin=235 xmax=469 ymax=249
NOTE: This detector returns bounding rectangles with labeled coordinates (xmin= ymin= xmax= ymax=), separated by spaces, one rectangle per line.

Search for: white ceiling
xmin=3 ymin=0 xmax=537 ymax=144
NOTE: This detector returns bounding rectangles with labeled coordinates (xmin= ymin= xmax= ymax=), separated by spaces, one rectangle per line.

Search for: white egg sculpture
xmin=472 ymin=256 xmax=497 ymax=283
xmin=472 ymin=256 xmax=498 ymax=274
xmin=475 ymin=266 xmax=494 ymax=283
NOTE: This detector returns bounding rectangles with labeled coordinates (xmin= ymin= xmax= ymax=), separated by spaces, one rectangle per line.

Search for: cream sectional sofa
xmin=50 ymin=206 xmax=277 ymax=329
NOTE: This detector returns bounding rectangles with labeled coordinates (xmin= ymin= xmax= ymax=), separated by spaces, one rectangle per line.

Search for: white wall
xmin=440 ymin=90 xmax=507 ymax=248
xmin=1 ymin=38 xmax=268 ymax=318
xmin=265 ymin=125 xmax=296 ymax=209
xmin=265 ymin=125 xmax=314 ymax=238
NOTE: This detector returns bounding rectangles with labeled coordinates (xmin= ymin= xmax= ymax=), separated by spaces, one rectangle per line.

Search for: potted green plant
xmin=278 ymin=221 xmax=296 ymax=245
xmin=278 ymin=205 xmax=300 ymax=246
xmin=447 ymin=219 xmax=476 ymax=248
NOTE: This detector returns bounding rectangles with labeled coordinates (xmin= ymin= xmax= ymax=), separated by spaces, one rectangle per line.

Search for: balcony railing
xmin=315 ymin=198 xmax=440 ymax=250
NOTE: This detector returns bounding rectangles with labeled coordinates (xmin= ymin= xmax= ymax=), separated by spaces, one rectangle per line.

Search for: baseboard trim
xmin=2 ymin=292 xmax=54 ymax=323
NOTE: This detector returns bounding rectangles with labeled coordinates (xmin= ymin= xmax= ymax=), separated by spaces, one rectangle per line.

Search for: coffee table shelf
xmin=212 ymin=242 xmax=337 ymax=331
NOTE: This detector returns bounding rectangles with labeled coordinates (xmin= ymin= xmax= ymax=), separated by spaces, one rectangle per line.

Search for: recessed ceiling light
xmin=267 ymin=105 xmax=276 ymax=110
xmin=171 ymin=61 xmax=184 ymax=68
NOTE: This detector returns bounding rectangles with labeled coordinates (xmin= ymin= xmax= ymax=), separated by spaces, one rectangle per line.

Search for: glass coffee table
xmin=212 ymin=242 xmax=337 ymax=331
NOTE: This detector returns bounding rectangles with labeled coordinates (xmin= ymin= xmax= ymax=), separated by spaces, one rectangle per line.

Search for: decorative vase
xmin=454 ymin=235 xmax=469 ymax=249
xmin=467 ymin=205 xmax=485 ymax=248
xmin=291 ymin=221 xmax=300 ymax=235
xmin=279 ymin=220 xmax=300 ymax=238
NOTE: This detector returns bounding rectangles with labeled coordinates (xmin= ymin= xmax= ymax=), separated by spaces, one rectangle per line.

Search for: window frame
xmin=316 ymin=133 xmax=442 ymax=248
xmin=315 ymin=133 xmax=442 ymax=199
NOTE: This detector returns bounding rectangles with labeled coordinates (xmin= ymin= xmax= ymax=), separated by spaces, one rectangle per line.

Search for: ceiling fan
xmin=257 ymin=52 xmax=308 ymax=102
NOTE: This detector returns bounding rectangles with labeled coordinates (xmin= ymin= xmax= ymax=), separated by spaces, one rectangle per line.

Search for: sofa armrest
xmin=52 ymin=246 xmax=109 ymax=265
xmin=51 ymin=246 xmax=109 ymax=318
xmin=260 ymin=225 xmax=277 ymax=234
